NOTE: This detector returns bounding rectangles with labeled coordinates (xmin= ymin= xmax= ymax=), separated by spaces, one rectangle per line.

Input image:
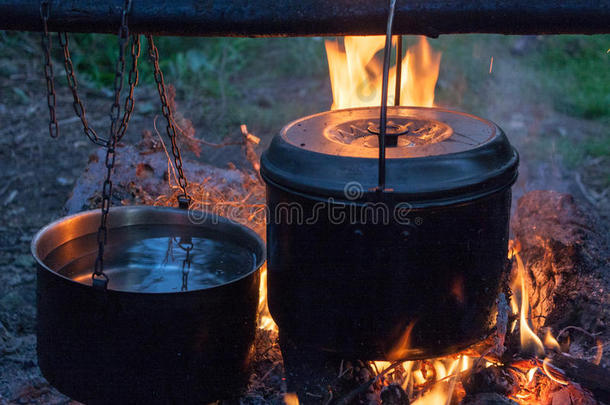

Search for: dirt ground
xmin=0 ymin=35 xmax=608 ymax=404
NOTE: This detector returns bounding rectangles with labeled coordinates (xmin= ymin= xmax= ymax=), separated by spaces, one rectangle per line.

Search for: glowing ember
xmin=325 ymin=36 xmax=441 ymax=110
xmin=373 ymin=361 xmax=393 ymax=373
xmin=411 ymin=384 xmax=449 ymax=405
xmin=346 ymin=240 xmax=591 ymax=405
xmin=542 ymin=358 xmax=569 ymax=386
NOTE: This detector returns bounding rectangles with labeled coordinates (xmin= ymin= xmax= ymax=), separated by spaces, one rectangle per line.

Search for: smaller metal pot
xmin=32 ymin=206 xmax=265 ymax=404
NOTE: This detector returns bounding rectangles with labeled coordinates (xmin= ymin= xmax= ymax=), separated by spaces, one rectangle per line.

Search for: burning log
xmin=461 ymin=393 xmax=518 ymax=405
xmin=510 ymin=190 xmax=609 ymax=363
xmin=1 ymin=0 xmax=609 ymax=36
xmin=462 ymin=366 xmax=520 ymax=398
xmin=547 ymin=352 xmax=610 ymax=403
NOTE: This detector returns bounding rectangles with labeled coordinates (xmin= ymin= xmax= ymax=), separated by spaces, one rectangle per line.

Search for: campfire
xmin=247 ymin=215 xmax=607 ymax=405
xmin=1 ymin=0 xmax=608 ymax=404
xmin=289 ymin=243 xmax=603 ymax=405
xmin=32 ymin=29 xmax=608 ymax=405
xmin=249 ymin=35 xmax=608 ymax=405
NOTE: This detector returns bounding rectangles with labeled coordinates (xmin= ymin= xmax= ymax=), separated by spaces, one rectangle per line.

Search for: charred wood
xmin=511 ymin=191 xmax=609 ymax=363
xmin=462 ymin=366 xmax=519 ymax=398
xmin=461 ymin=393 xmax=518 ymax=405
xmin=548 ymin=351 xmax=610 ymax=403
xmin=380 ymin=384 xmax=409 ymax=405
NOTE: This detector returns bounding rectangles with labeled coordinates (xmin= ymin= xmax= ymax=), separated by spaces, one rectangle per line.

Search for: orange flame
xmin=284 ymin=393 xmax=299 ymax=405
xmin=400 ymin=361 xmax=414 ymax=390
xmin=257 ymin=264 xmax=278 ymax=331
xmin=411 ymin=384 xmax=449 ymax=405
xmin=526 ymin=367 xmax=538 ymax=385
xmin=542 ymin=358 xmax=569 ymax=386
xmin=387 ymin=321 xmax=417 ymax=360
xmin=373 ymin=361 xmax=393 ymax=373
xmin=325 ymin=36 xmax=441 ymax=110
xmin=510 ymin=249 xmax=545 ymax=357
xmin=544 ymin=329 xmax=561 ymax=351
xmin=594 ymin=338 xmax=604 ymax=365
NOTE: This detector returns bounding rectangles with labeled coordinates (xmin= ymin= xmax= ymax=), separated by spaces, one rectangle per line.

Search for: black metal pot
xmin=32 ymin=206 xmax=265 ymax=404
xmin=261 ymin=106 xmax=519 ymax=360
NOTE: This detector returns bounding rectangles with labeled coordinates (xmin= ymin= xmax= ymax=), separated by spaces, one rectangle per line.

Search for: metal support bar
xmin=0 ymin=0 xmax=608 ymax=36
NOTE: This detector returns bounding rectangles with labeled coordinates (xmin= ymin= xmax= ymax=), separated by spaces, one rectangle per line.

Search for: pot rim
xmin=31 ymin=205 xmax=265 ymax=296
xmin=261 ymin=169 xmax=518 ymax=209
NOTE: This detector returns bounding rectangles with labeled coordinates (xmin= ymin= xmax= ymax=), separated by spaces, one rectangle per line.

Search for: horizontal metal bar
xmin=0 ymin=0 xmax=609 ymax=36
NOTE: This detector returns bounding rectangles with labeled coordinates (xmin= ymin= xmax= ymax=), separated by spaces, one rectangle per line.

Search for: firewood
xmin=380 ymin=384 xmax=409 ymax=405
xmin=462 ymin=366 xmax=519 ymax=397
xmin=240 ymin=124 xmax=263 ymax=182
xmin=544 ymin=382 xmax=597 ymax=405
xmin=547 ymin=352 xmax=610 ymax=403
xmin=511 ymin=191 xmax=609 ymax=364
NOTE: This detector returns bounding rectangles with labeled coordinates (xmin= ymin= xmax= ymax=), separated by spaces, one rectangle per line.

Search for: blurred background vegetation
xmin=0 ymin=32 xmax=608 ymax=180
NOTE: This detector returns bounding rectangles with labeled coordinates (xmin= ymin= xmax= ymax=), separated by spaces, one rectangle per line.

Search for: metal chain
xmin=57 ymin=32 xmax=103 ymax=145
xmin=92 ymin=0 xmax=132 ymax=289
xmin=146 ymin=35 xmax=191 ymax=206
xmin=117 ymin=35 xmax=140 ymax=142
xmin=40 ymin=0 xmax=59 ymax=138
xmin=57 ymin=32 xmax=141 ymax=146
xmin=179 ymin=238 xmax=193 ymax=291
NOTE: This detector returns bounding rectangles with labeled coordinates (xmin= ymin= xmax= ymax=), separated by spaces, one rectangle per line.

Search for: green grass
xmin=1 ymin=32 xmax=607 ymax=146
xmin=528 ymin=35 xmax=610 ymax=178
xmin=0 ymin=32 xmax=326 ymax=96
xmin=556 ymin=133 xmax=610 ymax=168
xmin=0 ymin=32 xmax=329 ymax=137
xmin=427 ymin=34 xmax=610 ymax=121
xmin=2 ymin=32 xmax=606 ymax=120
xmin=2 ymin=31 xmax=608 ymax=188
xmin=529 ymin=35 xmax=610 ymax=120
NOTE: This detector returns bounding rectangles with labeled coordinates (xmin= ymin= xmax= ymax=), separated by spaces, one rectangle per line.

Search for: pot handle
xmin=376 ymin=0 xmax=398 ymax=193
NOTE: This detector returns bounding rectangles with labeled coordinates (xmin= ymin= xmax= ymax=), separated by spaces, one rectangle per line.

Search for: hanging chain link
xmin=40 ymin=0 xmax=59 ymax=138
xmin=179 ymin=238 xmax=193 ymax=292
xmin=146 ymin=35 xmax=191 ymax=207
xmin=39 ymin=0 xmax=189 ymax=289
xmin=92 ymin=0 xmax=132 ymax=289
xmin=117 ymin=35 xmax=140 ymax=142
xmin=57 ymin=32 xmax=102 ymax=145
xmin=57 ymin=32 xmax=140 ymax=146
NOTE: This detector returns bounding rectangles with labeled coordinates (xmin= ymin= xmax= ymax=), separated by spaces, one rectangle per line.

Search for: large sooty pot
xmin=261 ymin=106 xmax=519 ymax=360
xmin=32 ymin=206 xmax=264 ymax=404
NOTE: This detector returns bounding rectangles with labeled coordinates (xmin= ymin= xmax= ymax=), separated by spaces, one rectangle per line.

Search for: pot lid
xmin=260 ymin=106 xmax=518 ymax=205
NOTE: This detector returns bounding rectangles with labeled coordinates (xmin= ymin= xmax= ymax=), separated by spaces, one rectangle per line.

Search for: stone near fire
xmin=462 ymin=366 xmax=519 ymax=398
xmin=380 ymin=384 xmax=409 ymax=405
